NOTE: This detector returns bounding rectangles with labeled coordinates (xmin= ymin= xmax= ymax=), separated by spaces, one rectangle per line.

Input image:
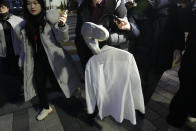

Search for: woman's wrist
xmin=58 ymin=22 xmax=65 ymax=27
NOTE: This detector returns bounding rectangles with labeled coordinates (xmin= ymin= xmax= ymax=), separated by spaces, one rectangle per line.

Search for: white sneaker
xmin=85 ymin=38 xmax=101 ymax=54
xmin=81 ymin=22 xmax=109 ymax=54
xmin=37 ymin=106 xmax=53 ymax=121
xmin=81 ymin=22 xmax=109 ymax=41
xmin=168 ymin=126 xmax=181 ymax=131
xmin=187 ymin=117 xmax=196 ymax=123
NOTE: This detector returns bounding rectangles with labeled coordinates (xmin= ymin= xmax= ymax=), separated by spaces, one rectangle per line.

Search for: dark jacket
xmin=178 ymin=8 xmax=196 ymax=78
xmin=128 ymin=0 xmax=185 ymax=72
xmin=75 ymin=0 xmax=137 ymax=69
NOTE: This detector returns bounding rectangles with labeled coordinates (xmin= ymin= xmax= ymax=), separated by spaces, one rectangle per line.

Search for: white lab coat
xmin=85 ymin=45 xmax=145 ymax=125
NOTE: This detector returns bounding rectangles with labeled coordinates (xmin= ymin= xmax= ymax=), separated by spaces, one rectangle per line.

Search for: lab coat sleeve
xmin=129 ymin=54 xmax=145 ymax=114
xmin=85 ymin=60 xmax=97 ymax=114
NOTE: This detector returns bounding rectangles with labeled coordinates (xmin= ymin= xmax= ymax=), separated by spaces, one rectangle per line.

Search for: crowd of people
xmin=75 ymin=0 xmax=196 ymax=130
xmin=0 ymin=0 xmax=195 ymax=130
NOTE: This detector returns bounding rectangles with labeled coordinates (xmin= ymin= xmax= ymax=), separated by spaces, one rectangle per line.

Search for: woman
xmin=0 ymin=0 xmax=24 ymax=101
xmin=19 ymin=0 xmax=80 ymax=120
xmin=167 ymin=0 xmax=196 ymax=130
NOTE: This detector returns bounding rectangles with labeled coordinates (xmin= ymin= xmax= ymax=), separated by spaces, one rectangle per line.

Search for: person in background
xmin=18 ymin=0 xmax=80 ymax=121
xmin=127 ymin=0 xmax=184 ymax=105
xmin=77 ymin=0 xmax=83 ymax=6
xmin=0 ymin=0 xmax=24 ymax=95
xmin=75 ymin=0 xmax=141 ymax=119
xmin=167 ymin=0 xmax=196 ymax=130
xmin=125 ymin=0 xmax=140 ymax=52
xmin=75 ymin=0 xmax=138 ymax=70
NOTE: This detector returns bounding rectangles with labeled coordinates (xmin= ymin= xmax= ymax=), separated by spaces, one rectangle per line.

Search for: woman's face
xmin=0 ymin=5 xmax=9 ymax=14
xmin=27 ymin=0 xmax=41 ymax=15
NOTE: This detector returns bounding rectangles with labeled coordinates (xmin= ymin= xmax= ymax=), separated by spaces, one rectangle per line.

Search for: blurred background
xmin=8 ymin=0 xmax=80 ymax=16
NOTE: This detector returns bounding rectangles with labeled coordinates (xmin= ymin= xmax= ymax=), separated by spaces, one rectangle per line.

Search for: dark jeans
xmin=0 ymin=57 xmax=23 ymax=103
xmin=34 ymin=57 xmax=59 ymax=109
xmin=0 ymin=56 xmax=19 ymax=73
xmin=167 ymin=66 xmax=196 ymax=128
xmin=0 ymin=56 xmax=23 ymax=85
xmin=139 ymin=69 xmax=164 ymax=105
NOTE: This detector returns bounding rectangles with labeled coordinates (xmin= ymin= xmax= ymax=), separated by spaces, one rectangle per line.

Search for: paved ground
xmin=0 ymin=14 xmax=196 ymax=131
xmin=1 ymin=65 xmax=196 ymax=131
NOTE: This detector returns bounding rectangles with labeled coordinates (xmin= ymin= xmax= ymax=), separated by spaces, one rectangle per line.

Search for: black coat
xmin=169 ymin=3 xmax=196 ymax=117
xmin=178 ymin=9 xmax=196 ymax=78
xmin=128 ymin=0 xmax=185 ymax=72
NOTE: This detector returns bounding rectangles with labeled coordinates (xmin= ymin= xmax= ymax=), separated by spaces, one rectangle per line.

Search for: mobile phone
xmin=127 ymin=1 xmax=135 ymax=5
xmin=60 ymin=10 xmax=68 ymax=15
xmin=125 ymin=1 xmax=137 ymax=8
xmin=58 ymin=10 xmax=68 ymax=27
xmin=112 ymin=15 xmax=121 ymax=24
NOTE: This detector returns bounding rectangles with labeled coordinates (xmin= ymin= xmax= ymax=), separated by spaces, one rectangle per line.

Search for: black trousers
xmin=0 ymin=56 xmax=23 ymax=86
xmin=139 ymin=69 xmax=164 ymax=105
xmin=0 ymin=59 xmax=8 ymax=74
xmin=167 ymin=63 xmax=196 ymax=128
xmin=0 ymin=56 xmax=23 ymax=103
xmin=0 ymin=56 xmax=20 ymax=73
xmin=34 ymin=56 xmax=59 ymax=109
xmin=75 ymin=42 xmax=93 ymax=70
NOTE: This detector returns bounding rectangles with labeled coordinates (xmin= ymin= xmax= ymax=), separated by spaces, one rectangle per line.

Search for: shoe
xmin=81 ymin=22 xmax=109 ymax=54
xmin=168 ymin=126 xmax=181 ymax=131
xmin=37 ymin=106 xmax=53 ymax=120
xmin=81 ymin=22 xmax=109 ymax=41
xmin=84 ymin=37 xmax=101 ymax=54
xmin=187 ymin=117 xmax=196 ymax=123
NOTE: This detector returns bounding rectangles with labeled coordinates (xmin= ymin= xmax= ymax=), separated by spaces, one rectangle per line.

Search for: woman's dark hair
xmin=23 ymin=0 xmax=46 ymax=44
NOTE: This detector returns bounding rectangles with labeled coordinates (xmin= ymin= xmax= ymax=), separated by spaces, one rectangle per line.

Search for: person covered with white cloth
xmin=81 ymin=22 xmax=145 ymax=124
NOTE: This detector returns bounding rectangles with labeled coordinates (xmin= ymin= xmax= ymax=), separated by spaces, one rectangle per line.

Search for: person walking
xmin=127 ymin=0 xmax=185 ymax=105
xmin=18 ymin=0 xmax=80 ymax=120
xmin=0 ymin=0 xmax=24 ymax=96
xmin=167 ymin=0 xmax=196 ymax=130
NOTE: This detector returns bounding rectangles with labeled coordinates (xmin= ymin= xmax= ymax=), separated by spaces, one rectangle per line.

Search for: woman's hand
xmin=58 ymin=10 xmax=68 ymax=27
xmin=114 ymin=17 xmax=131 ymax=31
